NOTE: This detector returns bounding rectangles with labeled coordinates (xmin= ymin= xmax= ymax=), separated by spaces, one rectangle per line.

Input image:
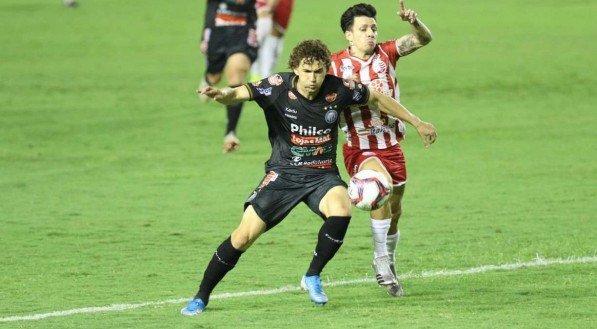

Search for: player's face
xmin=346 ymin=16 xmax=378 ymax=56
xmin=293 ymin=59 xmax=326 ymax=95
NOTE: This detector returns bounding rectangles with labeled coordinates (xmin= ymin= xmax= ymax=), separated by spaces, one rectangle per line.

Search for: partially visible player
xmin=329 ymin=1 xmax=433 ymax=296
xmin=251 ymin=0 xmax=294 ymax=79
xmin=63 ymin=0 xmax=77 ymax=7
xmin=180 ymin=39 xmax=436 ymax=316
xmin=198 ymin=0 xmax=259 ymax=153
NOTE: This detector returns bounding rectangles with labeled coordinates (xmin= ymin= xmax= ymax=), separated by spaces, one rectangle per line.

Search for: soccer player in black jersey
xmin=181 ymin=39 xmax=436 ymax=316
xmin=198 ymin=0 xmax=259 ymax=153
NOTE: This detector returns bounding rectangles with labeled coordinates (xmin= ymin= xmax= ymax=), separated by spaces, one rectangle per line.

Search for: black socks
xmin=306 ymin=216 xmax=351 ymax=276
xmin=195 ymin=237 xmax=244 ymax=305
xmin=225 ymin=84 xmax=244 ymax=135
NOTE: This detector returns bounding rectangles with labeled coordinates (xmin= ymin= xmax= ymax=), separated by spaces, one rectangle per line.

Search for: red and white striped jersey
xmin=329 ymin=40 xmax=406 ymax=150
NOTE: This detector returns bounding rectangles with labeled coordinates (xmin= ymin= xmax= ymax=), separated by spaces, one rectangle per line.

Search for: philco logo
xmin=325 ymin=93 xmax=337 ymax=103
xmin=288 ymin=91 xmax=297 ymax=100
xmin=290 ymin=123 xmax=331 ymax=136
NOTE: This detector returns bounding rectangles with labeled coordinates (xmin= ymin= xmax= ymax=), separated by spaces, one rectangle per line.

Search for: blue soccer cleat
xmin=300 ymin=275 xmax=328 ymax=305
xmin=180 ymin=298 xmax=206 ymax=316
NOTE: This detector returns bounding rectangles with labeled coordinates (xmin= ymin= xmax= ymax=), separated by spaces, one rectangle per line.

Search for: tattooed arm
xmin=395 ymin=0 xmax=433 ymax=57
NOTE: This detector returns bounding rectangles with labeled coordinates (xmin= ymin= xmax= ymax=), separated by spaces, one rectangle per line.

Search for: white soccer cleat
xmin=373 ymin=255 xmax=397 ymax=286
xmin=386 ymin=280 xmax=404 ymax=297
xmin=222 ymin=132 xmax=240 ymax=153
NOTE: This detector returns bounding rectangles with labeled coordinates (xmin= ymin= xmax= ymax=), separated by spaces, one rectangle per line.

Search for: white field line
xmin=1 ymin=255 xmax=595 ymax=322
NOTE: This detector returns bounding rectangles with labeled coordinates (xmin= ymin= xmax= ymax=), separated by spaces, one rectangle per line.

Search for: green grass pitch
xmin=0 ymin=0 xmax=595 ymax=328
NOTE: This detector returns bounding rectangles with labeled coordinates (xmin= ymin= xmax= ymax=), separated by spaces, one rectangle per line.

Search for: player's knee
xmin=326 ymin=199 xmax=352 ymax=217
xmin=230 ymin=229 xmax=257 ymax=250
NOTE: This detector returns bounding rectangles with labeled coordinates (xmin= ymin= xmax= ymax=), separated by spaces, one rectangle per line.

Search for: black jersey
xmin=245 ymin=72 xmax=369 ymax=172
xmin=204 ymin=0 xmax=257 ymax=30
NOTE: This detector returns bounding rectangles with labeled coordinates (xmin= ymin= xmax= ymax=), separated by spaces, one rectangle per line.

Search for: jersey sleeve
xmin=348 ymin=80 xmax=370 ymax=106
xmin=379 ymin=40 xmax=400 ymax=66
xmin=336 ymin=77 xmax=369 ymax=110
xmin=244 ymin=73 xmax=285 ymax=108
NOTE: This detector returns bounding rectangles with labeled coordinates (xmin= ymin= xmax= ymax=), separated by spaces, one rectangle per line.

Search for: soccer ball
xmin=347 ymin=170 xmax=391 ymax=210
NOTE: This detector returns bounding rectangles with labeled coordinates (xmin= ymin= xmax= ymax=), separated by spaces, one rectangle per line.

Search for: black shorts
xmin=206 ymin=28 xmax=258 ymax=73
xmin=244 ymin=169 xmax=347 ymax=230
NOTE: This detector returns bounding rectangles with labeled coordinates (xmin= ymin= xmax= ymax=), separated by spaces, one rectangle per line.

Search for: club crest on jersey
xmin=372 ymin=55 xmax=387 ymax=74
xmin=325 ymin=110 xmax=338 ymax=124
xmin=288 ymin=90 xmax=297 ymax=100
xmin=268 ymin=74 xmax=283 ymax=86
xmin=257 ymin=87 xmax=272 ymax=96
xmin=325 ymin=93 xmax=337 ymax=103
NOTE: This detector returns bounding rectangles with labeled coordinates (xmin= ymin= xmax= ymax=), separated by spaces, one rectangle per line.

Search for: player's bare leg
xmin=181 ymin=206 xmax=266 ymax=316
xmin=301 ymin=186 xmax=352 ymax=305
xmin=222 ymin=53 xmax=251 ymax=153
xmin=358 ymin=158 xmax=397 ymax=288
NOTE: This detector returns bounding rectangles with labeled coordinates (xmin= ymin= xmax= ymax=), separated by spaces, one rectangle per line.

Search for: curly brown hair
xmin=287 ymin=39 xmax=331 ymax=70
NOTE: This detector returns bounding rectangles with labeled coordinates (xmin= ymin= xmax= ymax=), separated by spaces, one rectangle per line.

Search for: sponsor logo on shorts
xmin=325 ymin=93 xmax=337 ymax=103
xmin=291 ymin=133 xmax=332 ymax=146
xmin=257 ymin=171 xmax=278 ymax=189
xmin=324 ymin=110 xmax=338 ymax=124
xmin=268 ymin=74 xmax=283 ymax=86
xmin=257 ymin=87 xmax=272 ymax=96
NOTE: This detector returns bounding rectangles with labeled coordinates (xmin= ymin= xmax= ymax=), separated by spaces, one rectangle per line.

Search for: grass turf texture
xmin=0 ymin=0 xmax=595 ymax=328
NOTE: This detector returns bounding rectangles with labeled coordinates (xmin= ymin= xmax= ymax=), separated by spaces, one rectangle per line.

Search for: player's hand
xmin=398 ymin=0 xmax=418 ymax=24
xmin=197 ymin=86 xmax=223 ymax=100
xmin=415 ymin=121 xmax=437 ymax=147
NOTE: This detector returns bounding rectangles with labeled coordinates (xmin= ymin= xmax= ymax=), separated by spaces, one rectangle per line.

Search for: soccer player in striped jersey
xmin=252 ymin=0 xmax=295 ymax=79
xmin=329 ymin=1 xmax=433 ymax=296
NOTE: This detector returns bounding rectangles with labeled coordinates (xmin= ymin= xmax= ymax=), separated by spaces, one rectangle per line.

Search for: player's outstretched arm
xmin=197 ymin=86 xmax=251 ymax=105
xmin=394 ymin=0 xmax=432 ymax=57
xmin=368 ymin=91 xmax=437 ymax=147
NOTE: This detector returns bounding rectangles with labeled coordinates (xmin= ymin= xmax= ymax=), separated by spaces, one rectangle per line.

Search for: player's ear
xmin=345 ymin=30 xmax=352 ymax=43
xmin=293 ymin=68 xmax=299 ymax=76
